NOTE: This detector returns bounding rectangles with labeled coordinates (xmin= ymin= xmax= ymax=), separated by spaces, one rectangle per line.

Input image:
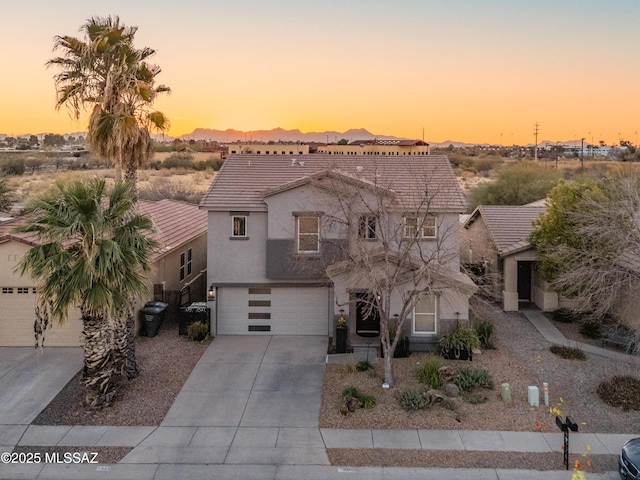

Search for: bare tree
xmin=306 ymin=160 xmax=474 ymax=387
xmin=533 ymin=176 xmax=640 ymax=343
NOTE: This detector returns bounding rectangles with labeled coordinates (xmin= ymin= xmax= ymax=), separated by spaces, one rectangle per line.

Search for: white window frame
xmin=404 ymin=214 xmax=437 ymax=239
xmin=232 ymin=215 xmax=247 ymax=237
xmin=358 ymin=215 xmax=377 ymax=239
xmin=297 ymin=215 xmax=320 ymax=253
xmin=412 ymin=294 xmax=437 ymax=335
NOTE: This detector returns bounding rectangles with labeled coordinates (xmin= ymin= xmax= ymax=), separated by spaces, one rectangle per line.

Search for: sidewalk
xmin=521 ymin=308 xmax=640 ymax=365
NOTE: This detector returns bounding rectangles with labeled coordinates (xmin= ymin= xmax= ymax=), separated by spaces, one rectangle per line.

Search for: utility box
xmin=528 ymin=386 xmax=540 ymax=407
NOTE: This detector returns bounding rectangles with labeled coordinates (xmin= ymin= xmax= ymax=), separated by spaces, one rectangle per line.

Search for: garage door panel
xmin=218 ymin=287 xmax=329 ymax=336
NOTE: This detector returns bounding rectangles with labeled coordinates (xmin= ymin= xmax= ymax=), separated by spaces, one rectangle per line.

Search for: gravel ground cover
xmin=32 ymin=316 xmax=210 ymax=426
xmin=320 ymin=299 xmax=640 ymax=434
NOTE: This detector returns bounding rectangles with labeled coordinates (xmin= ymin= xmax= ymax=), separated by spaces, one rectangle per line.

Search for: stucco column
xmin=502 ymin=257 xmax=519 ymax=311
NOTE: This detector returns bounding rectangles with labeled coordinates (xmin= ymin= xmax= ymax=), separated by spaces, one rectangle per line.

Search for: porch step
xmin=351 ymin=343 xmax=379 ymax=362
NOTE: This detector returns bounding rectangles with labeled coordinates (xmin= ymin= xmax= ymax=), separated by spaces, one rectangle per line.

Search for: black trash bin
xmin=179 ymin=302 xmax=210 ymax=335
xmin=140 ymin=302 xmax=168 ymax=338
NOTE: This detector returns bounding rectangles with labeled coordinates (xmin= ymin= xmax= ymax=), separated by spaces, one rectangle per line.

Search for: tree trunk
xmin=81 ymin=313 xmax=117 ymax=408
xmin=125 ymin=312 xmax=139 ymax=379
xmin=111 ymin=316 xmax=127 ymax=383
xmin=383 ymin=347 xmax=394 ymax=386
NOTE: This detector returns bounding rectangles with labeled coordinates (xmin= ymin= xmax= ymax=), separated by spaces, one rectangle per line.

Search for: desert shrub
xmin=579 ymin=320 xmax=602 ymax=339
xmin=552 ymin=308 xmax=575 ymax=323
xmin=472 ymin=156 xmax=501 ymax=175
xmin=468 ymin=161 xmax=559 ymax=211
xmin=596 ymin=376 xmax=640 ymax=411
xmin=138 ymin=179 xmax=202 ymax=204
xmin=355 ymin=360 xmax=373 ymax=372
xmin=342 ymin=386 xmax=376 ymax=409
xmin=465 ymin=392 xmax=489 ymax=404
xmin=194 ymin=157 xmax=224 ymax=171
xmin=474 ymin=320 xmax=495 ymax=349
xmin=416 ymin=355 xmax=444 ymax=389
xmin=162 ymin=154 xmax=194 ymax=169
xmin=1 ymin=158 xmax=25 ymax=175
xmin=454 ymin=367 xmax=492 ymax=391
xmin=550 ymin=345 xmax=586 ymax=360
xmin=187 ymin=321 xmax=209 ymax=342
xmin=443 ymin=399 xmax=456 ymax=411
xmin=397 ymin=389 xmax=429 ymax=410
xmin=343 ymin=361 xmax=357 ymax=373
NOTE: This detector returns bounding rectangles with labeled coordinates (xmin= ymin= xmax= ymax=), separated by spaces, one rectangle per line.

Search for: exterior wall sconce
xmin=207 ymin=285 xmax=216 ymax=301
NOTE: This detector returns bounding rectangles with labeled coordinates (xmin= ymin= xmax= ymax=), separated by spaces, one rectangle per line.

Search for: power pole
xmin=533 ymin=122 xmax=540 ymax=161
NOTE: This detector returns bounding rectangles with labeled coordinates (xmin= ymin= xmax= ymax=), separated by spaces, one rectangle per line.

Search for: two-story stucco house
xmin=200 ymin=154 xmax=476 ymax=350
xmin=0 ymin=199 xmax=207 ymax=346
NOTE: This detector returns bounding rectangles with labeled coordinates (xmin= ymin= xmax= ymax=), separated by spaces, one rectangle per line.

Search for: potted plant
xmin=438 ymin=326 xmax=479 ymax=360
xmin=336 ymin=311 xmax=348 ymax=354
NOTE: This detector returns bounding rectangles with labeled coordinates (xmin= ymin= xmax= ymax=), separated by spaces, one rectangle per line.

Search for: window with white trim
xmin=232 ymin=216 xmax=247 ymax=237
xmin=404 ymin=215 xmax=437 ymax=238
xmin=179 ymin=252 xmax=185 ymax=282
xmin=412 ymin=294 xmax=437 ymax=335
xmin=187 ymin=248 xmax=192 ymax=276
xmin=358 ymin=215 xmax=377 ymax=239
xmin=297 ymin=216 xmax=320 ymax=253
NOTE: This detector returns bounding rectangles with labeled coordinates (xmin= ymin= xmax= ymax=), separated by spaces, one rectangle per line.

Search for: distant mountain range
xmin=1 ymin=128 xmax=601 ymax=148
xmin=177 ymin=127 xmax=404 ymax=143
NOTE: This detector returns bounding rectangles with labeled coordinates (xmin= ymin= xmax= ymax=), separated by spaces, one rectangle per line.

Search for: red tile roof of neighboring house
xmin=464 ymin=201 xmax=547 ymax=256
xmin=0 ymin=199 xmax=206 ymax=260
xmin=200 ymin=154 xmax=465 ymax=212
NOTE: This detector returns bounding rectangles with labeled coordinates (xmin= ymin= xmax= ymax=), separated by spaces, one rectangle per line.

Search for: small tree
xmin=316 ymin=161 xmax=474 ymax=386
xmin=530 ymin=176 xmax=640 ymax=334
xmin=0 ymin=175 xmax=15 ymax=213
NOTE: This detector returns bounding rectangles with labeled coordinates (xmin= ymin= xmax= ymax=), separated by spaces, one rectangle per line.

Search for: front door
xmin=517 ymin=261 xmax=533 ymax=302
xmin=354 ymin=292 xmax=380 ymax=337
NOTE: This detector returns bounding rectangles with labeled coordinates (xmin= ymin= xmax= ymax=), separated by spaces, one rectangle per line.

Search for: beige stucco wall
xmin=0 ymin=240 xmax=84 ymax=346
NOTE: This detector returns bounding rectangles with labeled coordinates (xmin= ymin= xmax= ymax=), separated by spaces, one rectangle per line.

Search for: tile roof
xmin=465 ymin=203 xmax=547 ymax=256
xmin=200 ymin=154 xmax=466 ymax=212
xmin=0 ymin=199 xmax=206 ymax=260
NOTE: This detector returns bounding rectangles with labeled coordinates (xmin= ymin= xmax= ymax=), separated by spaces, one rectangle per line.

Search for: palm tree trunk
xmin=111 ymin=316 xmax=128 ymax=383
xmin=125 ymin=312 xmax=139 ymax=379
xmin=81 ymin=312 xmax=117 ymax=408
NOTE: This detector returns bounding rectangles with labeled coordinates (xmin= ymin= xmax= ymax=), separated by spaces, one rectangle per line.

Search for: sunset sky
xmin=3 ymin=0 xmax=639 ymax=145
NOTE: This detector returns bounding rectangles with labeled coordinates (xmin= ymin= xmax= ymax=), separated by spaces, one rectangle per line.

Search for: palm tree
xmin=47 ymin=16 xmax=169 ymax=377
xmin=15 ymin=179 xmax=158 ymax=408
xmin=47 ymin=15 xmax=170 ymax=183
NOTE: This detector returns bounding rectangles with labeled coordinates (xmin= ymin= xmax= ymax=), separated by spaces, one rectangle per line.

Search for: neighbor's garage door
xmin=0 ymin=289 xmax=83 ymax=346
xmin=217 ymin=286 xmax=329 ymax=335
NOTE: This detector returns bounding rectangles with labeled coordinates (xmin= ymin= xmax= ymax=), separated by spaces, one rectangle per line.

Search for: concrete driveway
xmin=122 ymin=335 xmax=329 ymax=465
xmin=0 ymin=347 xmax=82 ymax=425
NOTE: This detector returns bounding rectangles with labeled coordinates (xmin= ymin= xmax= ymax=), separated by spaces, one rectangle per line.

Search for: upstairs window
xmin=297 ymin=216 xmax=320 ymax=253
xmin=404 ymin=215 xmax=437 ymax=239
xmin=232 ymin=216 xmax=247 ymax=237
xmin=358 ymin=215 xmax=377 ymax=239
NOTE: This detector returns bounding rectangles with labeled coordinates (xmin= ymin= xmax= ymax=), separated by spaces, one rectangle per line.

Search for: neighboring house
xmin=200 ymin=154 xmax=475 ymax=350
xmin=0 ymin=199 xmax=207 ymax=347
xmin=227 ymin=143 xmax=309 ymax=155
xmin=461 ymin=200 xmax=558 ymax=312
xmin=318 ymin=139 xmax=430 ymax=156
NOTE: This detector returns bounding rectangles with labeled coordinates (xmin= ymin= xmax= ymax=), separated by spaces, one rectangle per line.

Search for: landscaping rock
xmin=444 ymin=382 xmax=460 ymax=398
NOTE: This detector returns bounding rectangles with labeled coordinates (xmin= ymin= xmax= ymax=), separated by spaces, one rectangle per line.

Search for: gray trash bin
xmin=140 ymin=302 xmax=168 ymax=338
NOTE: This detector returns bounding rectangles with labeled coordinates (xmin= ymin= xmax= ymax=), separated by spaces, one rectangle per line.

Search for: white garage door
xmin=0 ymin=289 xmax=83 ymax=346
xmin=217 ymin=286 xmax=329 ymax=335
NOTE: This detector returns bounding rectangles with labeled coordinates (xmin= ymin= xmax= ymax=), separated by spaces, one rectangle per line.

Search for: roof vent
xmin=356 ymin=166 xmax=363 ymax=172
xmin=299 ymin=161 xmax=305 ymax=166
xmin=291 ymin=158 xmax=297 ymax=166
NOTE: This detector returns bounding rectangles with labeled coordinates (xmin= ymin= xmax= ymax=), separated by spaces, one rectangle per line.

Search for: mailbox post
xmin=555 ymin=416 xmax=578 ymax=470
